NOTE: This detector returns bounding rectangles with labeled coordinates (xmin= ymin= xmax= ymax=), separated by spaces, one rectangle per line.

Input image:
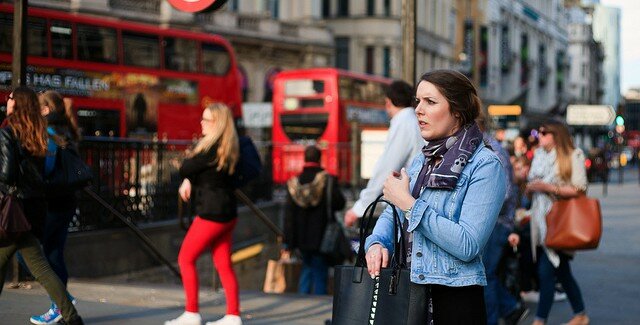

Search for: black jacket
xmin=284 ymin=166 xmax=346 ymax=252
xmin=45 ymin=118 xmax=79 ymax=212
xmin=0 ymin=127 xmax=47 ymax=238
xmin=0 ymin=127 xmax=45 ymax=199
xmin=179 ymin=147 xmax=237 ymax=222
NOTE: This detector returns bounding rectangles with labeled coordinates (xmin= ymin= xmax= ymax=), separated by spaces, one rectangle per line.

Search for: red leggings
xmin=178 ymin=216 xmax=239 ymax=315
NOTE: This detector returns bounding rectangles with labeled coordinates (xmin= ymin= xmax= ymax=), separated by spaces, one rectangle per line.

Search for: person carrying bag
xmin=332 ymin=194 xmax=417 ymax=324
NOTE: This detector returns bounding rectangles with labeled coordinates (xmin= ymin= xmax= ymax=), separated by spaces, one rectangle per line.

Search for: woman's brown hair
xmin=419 ymin=69 xmax=482 ymax=127
xmin=6 ymin=86 xmax=48 ymax=157
xmin=39 ymin=90 xmax=81 ymax=144
xmin=541 ymin=121 xmax=575 ymax=182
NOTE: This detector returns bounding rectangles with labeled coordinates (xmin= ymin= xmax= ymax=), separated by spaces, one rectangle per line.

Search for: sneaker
xmin=554 ymin=291 xmax=568 ymax=301
xmin=30 ymin=307 xmax=62 ymax=325
xmin=30 ymin=297 xmax=78 ymax=325
xmin=205 ymin=314 xmax=242 ymax=325
xmin=165 ymin=311 xmax=202 ymax=325
xmin=504 ymin=305 xmax=530 ymax=325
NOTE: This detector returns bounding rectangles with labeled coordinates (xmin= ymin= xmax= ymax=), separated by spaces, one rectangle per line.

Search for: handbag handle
xmin=355 ymin=194 xmax=407 ymax=270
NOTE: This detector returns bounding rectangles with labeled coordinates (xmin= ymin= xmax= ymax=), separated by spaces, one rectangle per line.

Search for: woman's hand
xmin=179 ymin=179 xmax=192 ymax=202
xmin=508 ymin=233 xmax=520 ymax=247
xmin=366 ymin=244 xmax=389 ymax=278
xmin=382 ymin=168 xmax=415 ymax=211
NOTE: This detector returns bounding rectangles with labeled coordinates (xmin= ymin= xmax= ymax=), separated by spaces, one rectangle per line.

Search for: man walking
xmin=344 ymin=80 xmax=424 ymax=227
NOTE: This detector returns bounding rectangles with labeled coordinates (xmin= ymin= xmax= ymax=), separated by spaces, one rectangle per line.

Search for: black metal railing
xmin=71 ymin=137 xmax=273 ymax=233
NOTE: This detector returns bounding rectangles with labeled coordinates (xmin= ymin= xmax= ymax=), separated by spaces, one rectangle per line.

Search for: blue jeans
xmin=298 ymin=251 xmax=328 ymax=295
xmin=482 ymin=223 xmax=519 ymax=325
xmin=42 ymin=207 xmax=75 ymax=286
xmin=536 ymin=247 xmax=585 ymax=320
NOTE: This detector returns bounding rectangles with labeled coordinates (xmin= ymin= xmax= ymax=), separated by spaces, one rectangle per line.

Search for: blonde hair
xmin=543 ymin=121 xmax=574 ymax=182
xmin=188 ymin=103 xmax=239 ymax=174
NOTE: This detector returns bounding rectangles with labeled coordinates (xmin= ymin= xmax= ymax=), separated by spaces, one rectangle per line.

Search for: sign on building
xmin=566 ymin=105 xmax=616 ymax=126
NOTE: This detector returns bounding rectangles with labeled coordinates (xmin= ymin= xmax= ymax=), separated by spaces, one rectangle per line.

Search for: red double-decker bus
xmin=272 ymin=68 xmax=391 ymax=184
xmin=0 ymin=4 xmax=241 ymax=140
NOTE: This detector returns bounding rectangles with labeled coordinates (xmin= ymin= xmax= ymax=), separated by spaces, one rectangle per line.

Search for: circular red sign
xmin=168 ymin=0 xmax=217 ymax=13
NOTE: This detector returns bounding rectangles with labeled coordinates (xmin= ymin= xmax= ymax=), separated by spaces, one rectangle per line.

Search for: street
xmin=2 ymin=167 xmax=640 ymax=324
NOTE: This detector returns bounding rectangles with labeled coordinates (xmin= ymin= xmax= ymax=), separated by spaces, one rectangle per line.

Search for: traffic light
xmin=616 ymin=115 xmax=624 ymax=126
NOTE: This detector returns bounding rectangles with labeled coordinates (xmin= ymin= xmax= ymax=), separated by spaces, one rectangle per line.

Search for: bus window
xmin=51 ymin=20 xmax=73 ymax=59
xmin=280 ymin=113 xmax=329 ymax=141
xmin=202 ymin=43 xmax=231 ymax=75
xmin=0 ymin=13 xmax=11 ymax=53
xmin=77 ymin=108 xmax=120 ymax=137
xmin=123 ymin=31 xmax=160 ymax=68
xmin=77 ymin=24 xmax=117 ymax=64
xmin=284 ymin=79 xmax=325 ymax=96
xmin=28 ymin=18 xmax=47 ymax=57
xmin=164 ymin=37 xmax=197 ymax=72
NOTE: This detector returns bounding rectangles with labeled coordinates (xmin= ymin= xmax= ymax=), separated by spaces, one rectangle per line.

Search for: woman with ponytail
xmin=0 ymin=87 xmax=83 ymax=324
xmin=165 ymin=103 xmax=242 ymax=325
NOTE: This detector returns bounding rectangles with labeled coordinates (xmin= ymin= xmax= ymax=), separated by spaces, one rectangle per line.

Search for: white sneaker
xmin=165 ymin=311 xmax=202 ymax=325
xmin=205 ymin=314 xmax=242 ymax=325
xmin=554 ymin=291 xmax=568 ymax=301
xmin=520 ymin=291 xmax=539 ymax=303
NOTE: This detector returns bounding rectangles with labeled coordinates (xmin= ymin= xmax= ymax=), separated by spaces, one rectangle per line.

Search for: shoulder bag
xmin=332 ymin=194 xmax=420 ymax=325
xmin=46 ymin=144 xmax=93 ymax=195
xmin=0 ymin=139 xmax=30 ymax=247
xmin=544 ymin=194 xmax=602 ymax=250
xmin=319 ymin=175 xmax=351 ymax=265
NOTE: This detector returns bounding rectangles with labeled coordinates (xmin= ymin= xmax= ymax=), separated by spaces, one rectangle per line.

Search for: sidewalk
xmin=2 ymin=281 xmax=332 ymax=324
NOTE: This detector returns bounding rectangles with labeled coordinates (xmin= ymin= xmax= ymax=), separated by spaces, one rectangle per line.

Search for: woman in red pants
xmin=165 ymin=103 xmax=241 ymax=325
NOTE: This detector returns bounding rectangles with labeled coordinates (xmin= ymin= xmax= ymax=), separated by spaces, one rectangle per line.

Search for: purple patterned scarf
xmin=411 ymin=123 xmax=483 ymax=196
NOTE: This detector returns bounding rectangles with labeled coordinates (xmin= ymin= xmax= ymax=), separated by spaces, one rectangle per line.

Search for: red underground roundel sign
xmin=168 ymin=0 xmax=218 ymax=13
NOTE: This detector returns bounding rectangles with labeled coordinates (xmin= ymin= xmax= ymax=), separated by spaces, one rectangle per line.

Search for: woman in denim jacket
xmin=365 ymin=70 xmax=506 ymax=324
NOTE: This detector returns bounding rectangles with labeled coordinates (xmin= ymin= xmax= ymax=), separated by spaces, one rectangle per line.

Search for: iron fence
xmin=71 ymin=137 xmax=273 ymax=232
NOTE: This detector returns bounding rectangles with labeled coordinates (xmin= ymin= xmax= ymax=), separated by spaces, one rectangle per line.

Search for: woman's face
xmin=200 ymin=109 xmax=215 ymax=136
xmin=414 ymin=81 xmax=460 ymax=141
xmin=538 ymin=127 xmax=556 ymax=151
xmin=6 ymin=92 xmax=15 ymax=115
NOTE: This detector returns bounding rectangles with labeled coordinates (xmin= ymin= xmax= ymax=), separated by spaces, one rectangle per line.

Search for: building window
xmin=338 ymin=0 xmax=349 ymax=17
xmin=336 ymin=37 xmax=350 ymax=70
xmin=383 ymin=47 xmax=391 ymax=77
xmin=322 ymin=0 xmax=331 ymax=18
xmin=366 ymin=46 xmax=375 ymax=74
xmin=267 ymin=0 xmax=279 ymax=19
xmin=384 ymin=0 xmax=391 ymax=16
xmin=367 ymin=0 xmax=375 ymax=16
xmin=229 ymin=0 xmax=238 ymax=12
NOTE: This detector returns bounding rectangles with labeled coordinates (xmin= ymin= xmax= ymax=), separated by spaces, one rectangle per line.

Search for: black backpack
xmin=45 ymin=144 xmax=93 ymax=196
xmin=233 ymin=136 xmax=263 ymax=188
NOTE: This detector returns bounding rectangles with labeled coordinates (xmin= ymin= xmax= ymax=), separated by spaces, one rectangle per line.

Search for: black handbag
xmin=332 ymin=194 xmax=419 ymax=325
xmin=0 ymin=190 xmax=30 ymax=247
xmin=46 ymin=145 xmax=92 ymax=195
xmin=319 ymin=175 xmax=352 ymax=265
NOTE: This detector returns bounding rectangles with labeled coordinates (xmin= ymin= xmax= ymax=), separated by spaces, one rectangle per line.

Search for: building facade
xmin=318 ymin=0 xmax=456 ymax=82
xmin=480 ymin=0 xmax=570 ymax=120
xmin=566 ymin=5 xmax=604 ymax=104
xmin=591 ymin=3 xmax=621 ymax=108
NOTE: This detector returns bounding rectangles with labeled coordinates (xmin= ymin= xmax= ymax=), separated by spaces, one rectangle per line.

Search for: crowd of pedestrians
xmin=1 ymin=71 xmax=592 ymax=325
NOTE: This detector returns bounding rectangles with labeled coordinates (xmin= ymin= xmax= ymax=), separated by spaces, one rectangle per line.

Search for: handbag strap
xmin=355 ymin=194 xmax=407 ymax=270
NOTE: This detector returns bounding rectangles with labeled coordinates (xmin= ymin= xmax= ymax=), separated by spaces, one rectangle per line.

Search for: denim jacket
xmin=365 ymin=144 xmax=506 ymax=286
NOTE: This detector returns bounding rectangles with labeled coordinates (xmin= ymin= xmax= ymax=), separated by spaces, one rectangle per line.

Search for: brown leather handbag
xmin=545 ymin=194 xmax=602 ymax=250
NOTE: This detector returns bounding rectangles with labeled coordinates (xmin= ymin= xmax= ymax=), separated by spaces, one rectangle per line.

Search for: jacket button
xmin=419 ymin=274 xmax=425 ymax=280
xmin=416 ymin=252 xmax=423 ymax=257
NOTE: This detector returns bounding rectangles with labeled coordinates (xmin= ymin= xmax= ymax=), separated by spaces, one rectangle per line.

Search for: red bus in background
xmin=0 ymin=4 xmax=241 ymax=140
xmin=272 ymin=68 xmax=391 ymax=184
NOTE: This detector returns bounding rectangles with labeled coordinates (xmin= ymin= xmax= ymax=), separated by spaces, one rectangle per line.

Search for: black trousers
xmin=409 ymin=282 xmax=487 ymax=324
